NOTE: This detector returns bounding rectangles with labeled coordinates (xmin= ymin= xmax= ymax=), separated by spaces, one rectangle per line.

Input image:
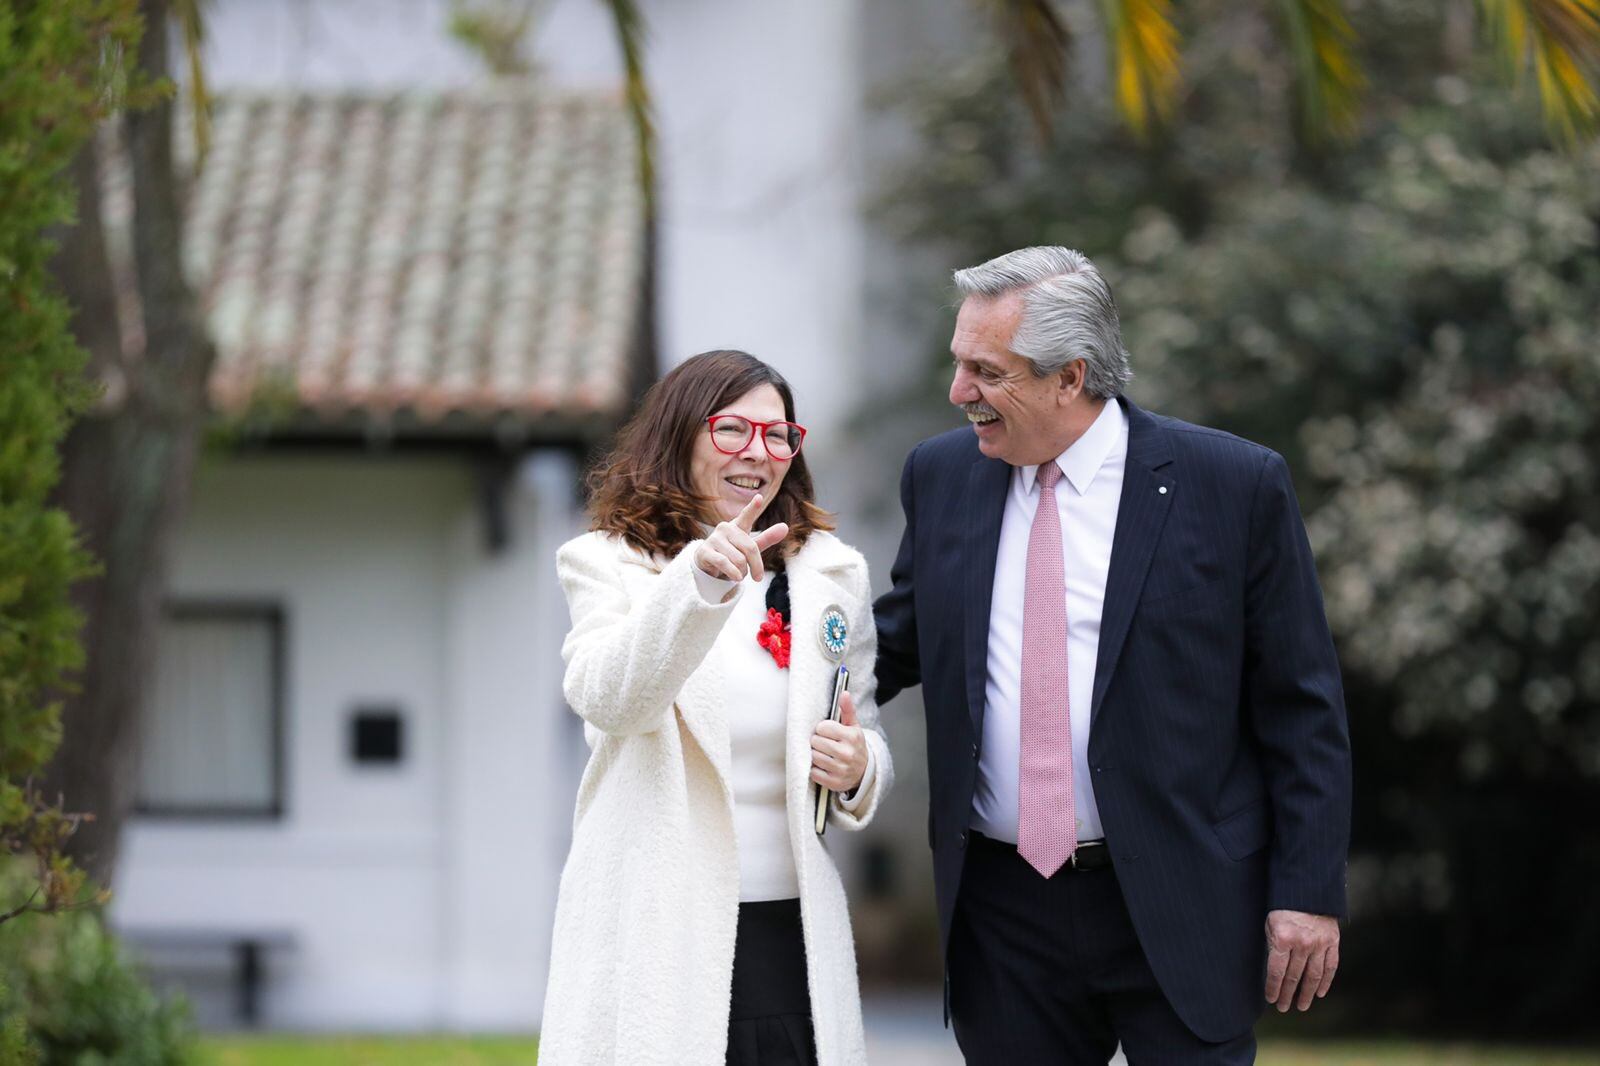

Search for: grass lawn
xmin=203 ymin=1037 xmax=539 ymax=1065
xmin=201 ymin=1037 xmax=1600 ymax=1065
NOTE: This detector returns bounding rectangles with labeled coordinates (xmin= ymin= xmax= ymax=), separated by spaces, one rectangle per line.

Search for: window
xmin=137 ymin=603 xmax=285 ymax=818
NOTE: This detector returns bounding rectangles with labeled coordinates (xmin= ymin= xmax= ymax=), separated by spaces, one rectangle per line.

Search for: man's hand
xmin=1264 ymin=909 xmax=1339 ymax=1013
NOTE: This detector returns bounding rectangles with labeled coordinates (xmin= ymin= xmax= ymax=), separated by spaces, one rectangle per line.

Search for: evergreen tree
xmin=0 ymin=0 xmax=143 ymax=925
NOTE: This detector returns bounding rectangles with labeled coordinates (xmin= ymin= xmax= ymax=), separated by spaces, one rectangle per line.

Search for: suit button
xmin=958 ymin=830 xmax=968 ymax=850
xmin=971 ymin=743 xmax=979 ymax=759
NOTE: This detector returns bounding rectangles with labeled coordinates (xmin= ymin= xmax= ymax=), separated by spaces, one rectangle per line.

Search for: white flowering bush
xmin=1120 ymin=116 xmax=1600 ymax=774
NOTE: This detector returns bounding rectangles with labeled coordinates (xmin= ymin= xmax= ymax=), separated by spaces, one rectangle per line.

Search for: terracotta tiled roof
xmin=105 ymin=86 xmax=645 ymax=435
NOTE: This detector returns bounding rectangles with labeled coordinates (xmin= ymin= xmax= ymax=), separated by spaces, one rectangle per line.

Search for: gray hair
xmin=952 ymin=246 xmax=1133 ymax=399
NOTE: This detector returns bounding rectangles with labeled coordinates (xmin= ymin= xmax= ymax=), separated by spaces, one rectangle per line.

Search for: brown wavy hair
xmin=586 ymin=350 xmax=834 ymax=564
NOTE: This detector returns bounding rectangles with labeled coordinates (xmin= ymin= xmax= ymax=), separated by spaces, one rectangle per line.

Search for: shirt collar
xmin=1019 ymin=398 xmax=1127 ymax=497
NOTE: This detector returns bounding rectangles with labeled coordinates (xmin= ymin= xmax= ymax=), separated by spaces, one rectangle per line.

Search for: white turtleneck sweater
xmin=692 ymin=568 xmax=874 ymax=902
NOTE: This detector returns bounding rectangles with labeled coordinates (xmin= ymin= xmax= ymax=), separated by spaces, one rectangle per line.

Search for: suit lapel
xmin=964 ymin=456 xmax=1011 ymax=738
xmin=1090 ymin=399 xmax=1175 ymax=727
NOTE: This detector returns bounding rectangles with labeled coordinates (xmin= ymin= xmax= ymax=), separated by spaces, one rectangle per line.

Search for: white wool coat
xmin=539 ymin=529 xmax=893 ymax=1066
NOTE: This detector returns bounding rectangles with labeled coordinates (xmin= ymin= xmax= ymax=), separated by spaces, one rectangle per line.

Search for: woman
xmin=541 ymin=350 xmax=893 ymax=1066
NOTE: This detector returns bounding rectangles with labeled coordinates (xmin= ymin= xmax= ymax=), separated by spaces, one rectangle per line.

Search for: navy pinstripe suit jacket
xmin=873 ymin=396 xmax=1352 ymax=1042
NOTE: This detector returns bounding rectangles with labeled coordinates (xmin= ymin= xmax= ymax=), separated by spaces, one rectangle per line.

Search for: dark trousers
xmin=726 ymin=898 xmax=818 ymax=1066
xmin=949 ymin=832 xmax=1256 ymax=1066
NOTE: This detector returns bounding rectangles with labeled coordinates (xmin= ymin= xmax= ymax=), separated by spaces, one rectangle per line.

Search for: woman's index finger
xmin=734 ymin=493 xmax=764 ymax=531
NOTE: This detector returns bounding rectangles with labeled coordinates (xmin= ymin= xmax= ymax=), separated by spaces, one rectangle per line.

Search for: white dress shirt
xmin=971 ymin=399 xmax=1128 ymax=845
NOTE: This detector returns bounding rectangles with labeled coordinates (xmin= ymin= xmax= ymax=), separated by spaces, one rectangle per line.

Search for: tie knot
xmin=1036 ymin=460 xmax=1062 ymax=491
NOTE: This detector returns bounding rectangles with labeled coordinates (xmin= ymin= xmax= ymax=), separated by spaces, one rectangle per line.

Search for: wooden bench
xmin=117 ymin=927 xmax=297 ymax=1026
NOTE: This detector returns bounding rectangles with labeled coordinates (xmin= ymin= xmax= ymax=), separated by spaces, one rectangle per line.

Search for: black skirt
xmin=726 ymin=898 xmax=818 ymax=1066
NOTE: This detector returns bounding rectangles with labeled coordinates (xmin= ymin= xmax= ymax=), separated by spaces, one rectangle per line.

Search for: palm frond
xmin=599 ymin=0 xmax=655 ymax=217
xmin=1277 ymin=0 xmax=1365 ymax=142
xmin=1481 ymin=0 xmax=1600 ymax=141
xmin=170 ymin=0 xmax=211 ymax=163
xmin=978 ymin=0 xmax=1073 ymax=142
xmin=447 ymin=0 xmax=542 ymax=77
xmin=1095 ymin=0 xmax=1182 ymax=138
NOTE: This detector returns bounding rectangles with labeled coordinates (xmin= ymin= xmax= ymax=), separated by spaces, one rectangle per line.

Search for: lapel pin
xmin=1159 ymin=486 xmax=1169 ymax=494
xmin=818 ymin=605 xmax=848 ymax=662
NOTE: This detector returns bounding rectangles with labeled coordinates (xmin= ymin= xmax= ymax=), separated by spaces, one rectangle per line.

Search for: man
xmin=873 ymin=247 xmax=1351 ymax=1063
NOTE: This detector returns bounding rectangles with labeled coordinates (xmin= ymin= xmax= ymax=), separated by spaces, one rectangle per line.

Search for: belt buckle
xmin=1069 ymin=842 xmax=1101 ymax=870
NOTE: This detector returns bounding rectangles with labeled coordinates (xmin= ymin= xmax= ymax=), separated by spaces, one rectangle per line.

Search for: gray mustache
xmin=962 ymin=403 xmax=999 ymax=418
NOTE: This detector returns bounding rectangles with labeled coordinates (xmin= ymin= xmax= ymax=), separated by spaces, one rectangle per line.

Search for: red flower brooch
xmin=756 ymin=608 xmax=792 ymax=669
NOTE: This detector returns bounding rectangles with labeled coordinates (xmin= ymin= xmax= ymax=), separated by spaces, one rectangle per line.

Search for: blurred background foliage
xmin=1 ymin=2 xmax=196 ymax=1061
xmin=0 ymin=864 xmax=194 ymax=1066
xmin=0 ymin=0 xmax=116 ymax=923
xmin=872 ymin=0 xmax=1599 ymax=1038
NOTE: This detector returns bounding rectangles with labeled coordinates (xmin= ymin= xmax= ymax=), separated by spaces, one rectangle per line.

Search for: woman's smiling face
xmin=690 ymin=384 xmax=792 ymax=524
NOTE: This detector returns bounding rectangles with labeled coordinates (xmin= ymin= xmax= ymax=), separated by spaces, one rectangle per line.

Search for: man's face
xmin=949 ymin=292 xmax=1080 ymax=466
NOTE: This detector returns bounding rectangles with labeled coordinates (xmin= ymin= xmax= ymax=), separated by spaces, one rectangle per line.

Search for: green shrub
xmin=1 ymin=977 xmax=39 ymax=1066
xmin=1 ymin=0 xmax=141 ymax=916
xmin=1 ymin=5 xmax=190 ymax=1058
xmin=17 ymin=922 xmax=193 ymax=1066
xmin=0 ymin=866 xmax=194 ymax=1066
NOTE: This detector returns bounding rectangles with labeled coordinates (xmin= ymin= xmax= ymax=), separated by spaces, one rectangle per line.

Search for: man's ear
xmin=1057 ymin=358 xmax=1087 ymax=404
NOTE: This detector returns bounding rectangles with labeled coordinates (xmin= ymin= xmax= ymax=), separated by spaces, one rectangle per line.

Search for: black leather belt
xmin=1065 ymin=840 xmax=1112 ymax=870
xmin=971 ymin=831 xmax=1113 ymax=871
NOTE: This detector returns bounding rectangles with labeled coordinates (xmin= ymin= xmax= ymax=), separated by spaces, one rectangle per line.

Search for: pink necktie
xmin=1017 ymin=460 xmax=1075 ymax=878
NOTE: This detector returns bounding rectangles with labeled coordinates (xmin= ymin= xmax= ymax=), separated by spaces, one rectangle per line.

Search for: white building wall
xmin=146 ymin=0 xmax=953 ymax=1028
xmin=115 ymin=452 xmax=583 ymax=1031
xmin=647 ymin=1 xmax=863 ymax=455
xmin=439 ymin=451 xmax=586 ymax=1029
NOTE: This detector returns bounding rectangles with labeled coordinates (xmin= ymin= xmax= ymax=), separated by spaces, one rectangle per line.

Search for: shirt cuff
xmin=692 ymin=565 xmax=739 ymax=604
xmin=836 ymin=741 xmax=876 ymax=812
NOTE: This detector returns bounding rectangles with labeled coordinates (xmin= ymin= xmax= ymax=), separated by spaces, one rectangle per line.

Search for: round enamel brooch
xmin=818 ymin=605 xmax=848 ymax=661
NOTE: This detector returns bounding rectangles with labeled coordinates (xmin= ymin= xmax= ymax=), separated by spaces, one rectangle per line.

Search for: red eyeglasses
xmin=704 ymin=415 xmax=808 ymax=460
